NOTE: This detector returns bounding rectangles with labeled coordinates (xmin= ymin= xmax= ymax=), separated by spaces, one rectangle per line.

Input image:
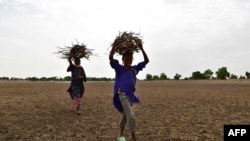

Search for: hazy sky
xmin=1 ymin=0 xmax=250 ymax=79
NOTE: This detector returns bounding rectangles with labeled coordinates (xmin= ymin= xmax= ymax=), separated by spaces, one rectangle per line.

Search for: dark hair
xmin=122 ymin=49 xmax=133 ymax=56
xmin=122 ymin=49 xmax=133 ymax=60
xmin=74 ymin=58 xmax=81 ymax=65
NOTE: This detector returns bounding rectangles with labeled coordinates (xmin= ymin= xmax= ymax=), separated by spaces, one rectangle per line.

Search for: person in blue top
xmin=67 ymin=55 xmax=87 ymax=115
xmin=109 ymin=42 xmax=149 ymax=141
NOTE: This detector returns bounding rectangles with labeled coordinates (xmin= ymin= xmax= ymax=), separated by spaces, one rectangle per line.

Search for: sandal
xmin=117 ymin=136 xmax=126 ymax=141
xmin=76 ymin=110 xmax=81 ymax=115
xmin=76 ymin=106 xmax=81 ymax=115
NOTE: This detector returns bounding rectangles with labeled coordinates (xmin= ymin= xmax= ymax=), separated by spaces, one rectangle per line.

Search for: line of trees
xmin=1 ymin=67 xmax=250 ymax=81
xmin=0 ymin=76 xmax=114 ymax=81
xmin=145 ymin=67 xmax=250 ymax=80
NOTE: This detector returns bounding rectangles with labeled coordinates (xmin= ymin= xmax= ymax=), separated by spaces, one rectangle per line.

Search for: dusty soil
xmin=0 ymin=80 xmax=250 ymax=141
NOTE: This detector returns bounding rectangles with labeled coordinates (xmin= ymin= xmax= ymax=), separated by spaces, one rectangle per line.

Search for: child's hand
xmin=68 ymin=54 xmax=73 ymax=65
xmin=77 ymin=76 xmax=85 ymax=81
xmin=77 ymin=76 xmax=83 ymax=79
xmin=67 ymin=52 xmax=72 ymax=61
xmin=138 ymin=42 xmax=143 ymax=50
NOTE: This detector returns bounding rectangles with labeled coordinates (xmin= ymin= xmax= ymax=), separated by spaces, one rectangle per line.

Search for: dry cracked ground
xmin=0 ymin=80 xmax=250 ymax=141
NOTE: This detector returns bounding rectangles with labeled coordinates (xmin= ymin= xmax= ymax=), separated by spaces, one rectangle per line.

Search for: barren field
xmin=0 ymin=80 xmax=250 ymax=141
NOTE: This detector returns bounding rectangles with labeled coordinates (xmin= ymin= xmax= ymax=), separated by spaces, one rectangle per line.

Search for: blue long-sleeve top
xmin=110 ymin=59 xmax=146 ymax=112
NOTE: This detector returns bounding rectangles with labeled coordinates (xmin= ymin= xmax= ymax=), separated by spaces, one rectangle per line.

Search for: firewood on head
xmin=111 ymin=31 xmax=143 ymax=55
xmin=55 ymin=41 xmax=94 ymax=60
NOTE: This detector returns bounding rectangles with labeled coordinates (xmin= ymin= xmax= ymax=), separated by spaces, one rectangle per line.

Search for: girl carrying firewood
xmin=109 ymin=31 xmax=149 ymax=141
xmin=55 ymin=41 xmax=94 ymax=115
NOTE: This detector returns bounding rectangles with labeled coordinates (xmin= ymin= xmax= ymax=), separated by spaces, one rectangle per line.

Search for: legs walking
xmin=74 ymin=96 xmax=81 ymax=115
xmin=119 ymin=112 xmax=126 ymax=136
xmin=119 ymin=94 xmax=136 ymax=141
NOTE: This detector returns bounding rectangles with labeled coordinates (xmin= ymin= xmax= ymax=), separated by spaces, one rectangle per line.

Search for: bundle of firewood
xmin=111 ymin=31 xmax=143 ymax=55
xmin=55 ymin=41 xmax=94 ymax=60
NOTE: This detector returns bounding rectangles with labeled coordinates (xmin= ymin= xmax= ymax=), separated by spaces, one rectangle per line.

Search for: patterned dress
xmin=67 ymin=64 xmax=86 ymax=106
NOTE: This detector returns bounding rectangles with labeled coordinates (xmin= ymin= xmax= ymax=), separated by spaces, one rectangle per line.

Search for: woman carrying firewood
xmin=67 ymin=54 xmax=86 ymax=115
xmin=109 ymin=31 xmax=149 ymax=141
xmin=55 ymin=42 xmax=94 ymax=115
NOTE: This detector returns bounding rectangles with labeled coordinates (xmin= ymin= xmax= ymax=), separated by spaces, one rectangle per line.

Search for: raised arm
xmin=109 ymin=46 xmax=116 ymax=62
xmin=67 ymin=54 xmax=73 ymax=72
xmin=68 ymin=57 xmax=73 ymax=65
xmin=139 ymin=43 xmax=149 ymax=64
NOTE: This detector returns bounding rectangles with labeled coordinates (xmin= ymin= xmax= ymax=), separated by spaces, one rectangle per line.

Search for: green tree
xmin=146 ymin=74 xmax=152 ymax=80
xmin=246 ymin=71 xmax=250 ymax=79
xmin=26 ymin=77 xmax=39 ymax=81
xmin=216 ymin=67 xmax=230 ymax=80
xmin=153 ymin=75 xmax=159 ymax=80
xmin=239 ymin=75 xmax=246 ymax=79
xmin=230 ymin=74 xmax=238 ymax=79
xmin=160 ymin=73 xmax=167 ymax=80
xmin=40 ymin=77 xmax=47 ymax=81
xmin=174 ymin=73 xmax=181 ymax=80
xmin=64 ymin=76 xmax=71 ymax=81
xmin=191 ymin=71 xmax=204 ymax=80
xmin=0 ymin=77 xmax=9 ymax=81
xmin=204 ymin=69 xmax=213 ymax=79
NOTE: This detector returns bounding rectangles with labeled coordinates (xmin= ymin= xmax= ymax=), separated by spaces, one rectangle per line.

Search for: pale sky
xmin=0 ymin=0 xmax=250 ymax=79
